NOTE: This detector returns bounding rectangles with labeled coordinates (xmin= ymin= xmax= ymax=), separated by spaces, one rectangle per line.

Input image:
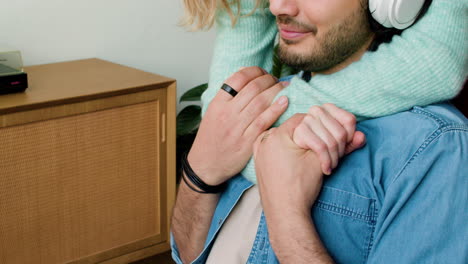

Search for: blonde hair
xmin=181 ymin=0 xmax=264 ymax=31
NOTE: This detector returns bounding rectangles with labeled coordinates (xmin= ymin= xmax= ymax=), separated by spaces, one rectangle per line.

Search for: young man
xmin=172 ymin=0 xmax=467 ymax=263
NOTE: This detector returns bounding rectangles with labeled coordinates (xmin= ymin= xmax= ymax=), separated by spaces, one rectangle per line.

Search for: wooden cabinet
xmin=0 ymin=59 xmax=176 ymax=264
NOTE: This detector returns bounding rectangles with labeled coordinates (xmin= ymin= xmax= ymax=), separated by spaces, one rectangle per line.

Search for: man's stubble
xmin=278 ymin=6 xmax=373 ymax=73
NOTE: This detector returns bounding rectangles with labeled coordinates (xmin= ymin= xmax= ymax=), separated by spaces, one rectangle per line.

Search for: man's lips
xmin=278 ymin=25 xmax=313 ymax=40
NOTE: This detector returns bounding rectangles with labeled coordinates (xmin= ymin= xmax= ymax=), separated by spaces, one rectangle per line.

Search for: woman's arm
xmin=201 ymin=0 xmax=276 ymax=114
xmin=202 ymin=0 xmax=467 ymax=121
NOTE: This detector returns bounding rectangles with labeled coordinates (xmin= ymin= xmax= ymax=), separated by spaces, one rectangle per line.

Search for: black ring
xmin=220 ymin=83 xmax=238 ymax=97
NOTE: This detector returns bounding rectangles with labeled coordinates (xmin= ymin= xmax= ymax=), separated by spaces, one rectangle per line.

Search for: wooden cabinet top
xmin=0 ymin=58 xmax=175 ymax=114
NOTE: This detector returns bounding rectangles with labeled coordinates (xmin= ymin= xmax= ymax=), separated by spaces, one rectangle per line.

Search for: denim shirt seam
xmin=364 ymin=206 xmax=379 ymax=263
xmin=322 ymin=186 xmax=374 ymax=200
xmin=314 ymin=200 xmax=378 ymax=263
xmin=391 ymin=107 xmax=466 ymax=184
xmin=315 ymin=200 xmax=377 ymax=223
xmin=391 ymin=125 xmax=468 ymax=184
xmin=411 ymin=107 xmax=447 ymax=125
xmin=247 ymin=213 xmax=267 ymax=263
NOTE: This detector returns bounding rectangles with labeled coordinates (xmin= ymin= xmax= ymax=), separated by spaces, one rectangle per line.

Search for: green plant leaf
xmin=177 ymin=105 xmax=202 ymax=135
xmin=180 ymin=83 xmax=208 ymax=102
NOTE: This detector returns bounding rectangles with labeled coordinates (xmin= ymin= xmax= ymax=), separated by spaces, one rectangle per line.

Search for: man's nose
xmin=269 ymin=0 xmax=300 ymax=17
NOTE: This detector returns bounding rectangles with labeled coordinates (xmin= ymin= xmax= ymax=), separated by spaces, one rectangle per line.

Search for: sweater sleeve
xmin=202 ymin=0 xmax=467 ymax=121
xmin=201 ymin=0 xmax=276 ymax=115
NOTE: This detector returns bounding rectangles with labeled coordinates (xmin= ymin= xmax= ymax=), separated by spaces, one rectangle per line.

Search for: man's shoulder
xmin=349 ymin=103 xmax=467 ymax=190
xmin=359 ymin=103 xmax=468 ymax=141
xmin=406 ymin=103 xmax=467 ymax=129
xmin=329 ymin=103 xmax=467 ymax=204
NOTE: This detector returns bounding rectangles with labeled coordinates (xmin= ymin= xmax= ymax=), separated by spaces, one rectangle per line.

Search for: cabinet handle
xmin=161 ymin=113 xmax=166 ymax=143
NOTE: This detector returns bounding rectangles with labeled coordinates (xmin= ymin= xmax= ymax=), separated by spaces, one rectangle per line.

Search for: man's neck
xmin=313 ymin=37 xmax=374 ymax=76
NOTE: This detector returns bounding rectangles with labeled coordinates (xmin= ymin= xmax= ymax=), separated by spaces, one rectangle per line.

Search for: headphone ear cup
xmin=388 ymin=0 xmax=425 ymax=29
xmin=369 ymin=0 xmax=378 ymax=13
xmin=370 ymin=0 xmax=393 ymax=28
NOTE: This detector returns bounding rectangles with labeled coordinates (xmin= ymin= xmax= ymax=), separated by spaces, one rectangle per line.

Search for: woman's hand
xmin=292 ymin=104 xmax=366 ymax=175
xmin=254 ymin=104 xmax=366 ymax=211
xmin=188 ymin=66 xmax=289 ymax=186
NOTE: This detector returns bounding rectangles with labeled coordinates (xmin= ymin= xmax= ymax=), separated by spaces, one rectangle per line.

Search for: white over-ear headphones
xmin=369 ymin=0 xmax=426 ymax=29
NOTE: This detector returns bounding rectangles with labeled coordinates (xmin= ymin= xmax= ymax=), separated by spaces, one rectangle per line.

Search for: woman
xmin=182 ymin=0 xmax=467 ymax=182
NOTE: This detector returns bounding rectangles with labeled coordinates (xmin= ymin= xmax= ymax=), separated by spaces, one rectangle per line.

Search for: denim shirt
xmin=171 ymin=103 xmax=468 ymax=264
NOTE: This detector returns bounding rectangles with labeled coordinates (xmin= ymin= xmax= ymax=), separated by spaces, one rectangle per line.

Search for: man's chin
xmin=281 ymin=37 xmax=301 ymax=45
xmin=278 ymin=41 xmax=310 ymax=60
xmin=278 ymin=44 xmax=334 ymax=73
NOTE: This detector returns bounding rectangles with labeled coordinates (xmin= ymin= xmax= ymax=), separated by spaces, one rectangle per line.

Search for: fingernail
xmin=239 ymin=67 xmax=247 ymax=71
xmin=326 ymin=168 xmax=332 ymax=175
xmin=357 ymin=137 xmax=367 ymax=148
xmin=277 ymin=96 xmax=288 ymax=105
xmin=281 ymin=81 xmax=290 ymax=87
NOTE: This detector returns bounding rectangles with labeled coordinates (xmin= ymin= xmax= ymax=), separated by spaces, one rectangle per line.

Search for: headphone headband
xmin=369 ymin=0 xmax=426 ymax=29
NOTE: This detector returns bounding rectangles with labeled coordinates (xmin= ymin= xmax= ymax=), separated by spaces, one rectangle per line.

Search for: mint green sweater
xmin=201 ymin=0 xmax=468 ymax=183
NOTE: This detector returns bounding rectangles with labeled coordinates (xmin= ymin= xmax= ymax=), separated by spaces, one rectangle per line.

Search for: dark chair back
xmin=452 ymin=81 xmax=467 ymax=118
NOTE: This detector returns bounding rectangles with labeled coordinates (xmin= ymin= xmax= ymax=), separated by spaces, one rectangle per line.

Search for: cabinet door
xmin=0 ymin=88 xmax=172 ymax=264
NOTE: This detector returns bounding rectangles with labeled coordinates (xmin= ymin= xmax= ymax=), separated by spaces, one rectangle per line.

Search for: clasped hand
xmin=254 ymin=105 xmax=366 ymax=212
xmin=187 ymin=65 xmax=365 ymax=204
xmin=188 ymin=67 xmax=289 ymax=185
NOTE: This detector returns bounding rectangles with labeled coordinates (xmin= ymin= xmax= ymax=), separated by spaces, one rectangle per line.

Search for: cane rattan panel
xmin=0 ymin=101 xmax=163 ymax=263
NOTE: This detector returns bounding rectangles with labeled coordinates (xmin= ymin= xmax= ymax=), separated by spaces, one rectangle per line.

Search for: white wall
xmin=0 ymin=0 xmax=216 ymax=111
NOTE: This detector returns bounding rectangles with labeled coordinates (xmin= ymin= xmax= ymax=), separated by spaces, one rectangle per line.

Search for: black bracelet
xmin=181 ymin=152 xmax=227 ymax=194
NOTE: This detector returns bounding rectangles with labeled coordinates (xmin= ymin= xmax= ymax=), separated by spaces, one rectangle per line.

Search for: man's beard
xmin=277 ymin=7 xmax=373 ymax=73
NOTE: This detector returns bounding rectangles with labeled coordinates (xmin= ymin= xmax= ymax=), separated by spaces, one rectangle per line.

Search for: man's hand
xmin=188 ymin=66 xmax=289 ymax=185
xmin=253 ymin=107 xmax=365 ymax=263
xmin=172 ymin=67 xmax=288 ymax=263
xmin=254 ymin=114 xmax=332 ymax=263
xmin=293 ymin=104 xmax=366 ymax=175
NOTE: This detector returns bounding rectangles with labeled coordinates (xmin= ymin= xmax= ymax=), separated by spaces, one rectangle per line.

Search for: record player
xmin=0 ymin=46 xmax=28 ymax=95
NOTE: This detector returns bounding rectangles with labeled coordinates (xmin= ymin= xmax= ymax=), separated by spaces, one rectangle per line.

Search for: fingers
xmin=293 ymin=115 xmax=336 ymax=175
xmin=344 ymin=131 xmax=366 ymax=155
xmin=243 ymin=96 xmax=290 ymax=139
xmin=239 ymin=81 xmax=287 ymax=125
xmin=277 ymin=113 xmax=307 ymax=137
xmin=233 ymin=74 xmax=279 ymax=111
xmin=309 ymin=106 xmax=347 ymax=157
xmin=253 ymin=114 xmax=305 ymax=158
xmin=292 ymin=105 xmax=358 ymax=175
xmin=213 ymin=67 xmax=288 ymax=141
xmin=321 ymin=103 xmax=356 ymax=143
xmin=214 ymin=67 xmax=267 ymax=102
